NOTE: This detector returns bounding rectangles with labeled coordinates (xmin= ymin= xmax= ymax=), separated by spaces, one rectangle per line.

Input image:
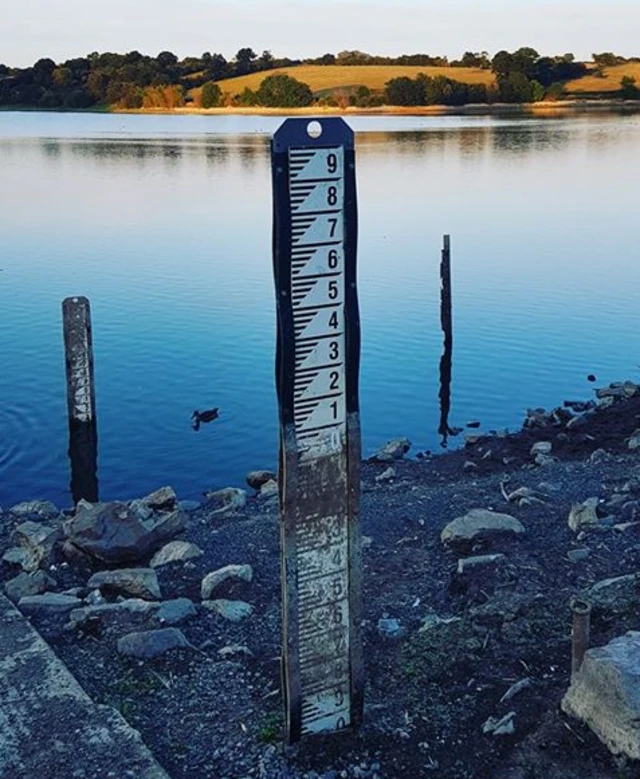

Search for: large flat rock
xmin=441 ymin=509 xmax=525 ymax=547
xmin=0 ymin=593 xmax=169 ymax=779
xmin=562 ymin=630 xmax=640 ymax=760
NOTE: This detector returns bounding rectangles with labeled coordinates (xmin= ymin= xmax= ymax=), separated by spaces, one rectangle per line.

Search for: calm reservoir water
xmin=1 ymin=111 xmax=639 ymax=508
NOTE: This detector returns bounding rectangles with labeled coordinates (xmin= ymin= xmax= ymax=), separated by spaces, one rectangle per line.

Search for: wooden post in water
xmin=440 ymin=235 xmax=452 ymax=343
xmin=62 ymin=296 xmax=98 ymax=503
xmin=438 ymin=235 xmax=453 ymax=446
xmin=272 ymin=118 xmax=363 ymax=745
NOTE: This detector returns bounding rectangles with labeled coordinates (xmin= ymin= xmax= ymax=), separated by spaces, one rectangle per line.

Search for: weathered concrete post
xmin=272 ymin=118 xmax=363 ymax=744
xmin=62 ymin=296 xmax=98 ymax=503
xmin=438 ymin=235 xmax=453 ymax=446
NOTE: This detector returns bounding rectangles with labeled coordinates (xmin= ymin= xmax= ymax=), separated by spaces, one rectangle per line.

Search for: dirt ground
xmin=2 ymin=389 xmax=640 ymax=778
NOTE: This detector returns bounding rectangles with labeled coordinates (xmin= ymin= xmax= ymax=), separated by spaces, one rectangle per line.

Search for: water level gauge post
xmin=271 ymin=118 xmax=363 ymax=745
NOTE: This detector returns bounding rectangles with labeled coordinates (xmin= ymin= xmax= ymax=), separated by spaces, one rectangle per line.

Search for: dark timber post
xmin=272 ymin=118 xmax=363 ymax=744
xmin=440 ymin=235 xmax=452 ymax=343
xmin=62 ymin=296 xmax=98 ymax=503
xmin=438 ymin=235 xmax=453 ymax=446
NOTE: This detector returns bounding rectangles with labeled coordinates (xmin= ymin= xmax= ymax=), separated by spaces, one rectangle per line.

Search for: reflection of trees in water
xmin=40 ymin=140 xmax=62 ymax=157
xmin=24 ymin=119 xmax=634 ymax=173
xmin=237 ymin=138 xmax=269 ymax=169
xmin=490 ymin=126 xmax=571 ymax=153
xmin=205 ymin=144 xmax=230 ymax=166
xmin=39 ymin=139 xmax=185 ymax=165
xmin=33 ymin=135 xmax=271 ymax=170
xmin=355 ymin=123 xmax=579 ymax=159
xmin=356 ymin=128 xmax=498 ymax=161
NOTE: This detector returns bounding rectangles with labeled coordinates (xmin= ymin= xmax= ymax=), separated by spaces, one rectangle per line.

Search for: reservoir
xmin=1 ymin=111 xmax=639 ymax=507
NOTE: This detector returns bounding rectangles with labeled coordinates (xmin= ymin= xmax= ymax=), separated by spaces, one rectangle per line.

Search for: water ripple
xmin=0 ymin=402 xmax=54 ymax=475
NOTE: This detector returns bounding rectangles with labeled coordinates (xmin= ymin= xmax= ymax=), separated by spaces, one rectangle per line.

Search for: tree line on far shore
xmin=0 ymin=47 xmax=638 ymax=111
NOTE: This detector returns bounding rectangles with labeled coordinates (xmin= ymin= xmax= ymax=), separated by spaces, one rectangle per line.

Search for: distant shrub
xmin=236 ymin=87 xmax=259 ymax=106
xmin=621 ymin=75 xmax=639 ymax=99
xmin=351 ymin=85 xmax=372 ymax=107
xmin=256 ymin=74 xmax=314 ymax=107
xmin=545 ymin=82 xmax=565 ymax=101
xmin=142 ymin=85 xmax=184 ymax=109
xmin=532 ymin=80 xmax=545 ymax=102
xmin=385 ymin=76 xmax=422 ymax=105
xmin=201 ymin=80 xmax=222 ymax=108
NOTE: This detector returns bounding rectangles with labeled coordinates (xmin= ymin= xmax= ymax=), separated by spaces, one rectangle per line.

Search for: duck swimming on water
xmin=191 ymin=408 xmax=219 ymax=430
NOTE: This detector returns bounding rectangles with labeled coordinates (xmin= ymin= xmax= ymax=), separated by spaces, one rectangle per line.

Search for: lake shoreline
xmin=2 ymin=98 xmax=640 ymax=118
xmin=1 ymin=380 xmax=640 ymax=778
xmin=142 ymin=98 xmax=640 ymax=117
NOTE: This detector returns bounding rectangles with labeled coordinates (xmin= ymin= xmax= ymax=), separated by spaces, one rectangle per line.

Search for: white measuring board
xmin=272 ymin=118 xmax=363 ymax=745
xmin=290 ymin=145 xmax=350 ymax=735
xmin=291 ymin=146 xmax=346 ymax=459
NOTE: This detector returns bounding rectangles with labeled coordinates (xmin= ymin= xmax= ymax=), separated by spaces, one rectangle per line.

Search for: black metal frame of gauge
xmin=271 ymin=117 xmax=363 ymax=745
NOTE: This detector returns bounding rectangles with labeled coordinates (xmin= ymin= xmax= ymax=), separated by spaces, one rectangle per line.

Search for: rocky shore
xmin=2 ymin=379 xmax=640 ymax=779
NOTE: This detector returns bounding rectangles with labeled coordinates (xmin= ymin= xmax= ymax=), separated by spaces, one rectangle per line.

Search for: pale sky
xmin=1 ymin=0 xmax=639 ymax=67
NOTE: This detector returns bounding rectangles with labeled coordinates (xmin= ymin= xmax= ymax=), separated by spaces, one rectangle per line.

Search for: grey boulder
xmin=141 ymin=486 xmax=179 ymax=512
xmin=568 ymin=498 xmax=600 ymax=532
xmin=67 ymin=599 xmax=160 ymax=629
xmin=18 ymin=593 xmax=83 ymax=616
xmin=63 ymin=501 xmax=184 ymax=563
xmin=258 ymin=480 xmax=279 ymax=500
xmin=203 ymin=488 xmax=247 ymax=515
xmin=9 ymin=500 xmax=59 ymax=519
xmin=155 ymin=598 xmax=197 ymax=626
xmin=117 ymin=628 xmax=190 ymax=659
xmin=530 ymin=441 xmax=552 ymax=456
xmin=87 ymin=568 xmax=161 ymax=600
xmin=13 ymin=521 xmax=61 ymax=569
xmin=201 ymin=564 xmax=253 ymax=600
xmin=588 ymin=574 xmax=639 ymax=614
xmin=246 ymin=471 xmax=277 ymax=491
xmin=2 ymin=546 xmax=42 ymax=573
xmin=441 ymin=509 xmax=525 ymax=547
xmin=372 ymin=438 xmax=411 ymax=462
xmin=202 ymin=599 xmax=254 ymax=622
xmin=149 ymin=541 xmax=203 ymax=568
xmin=562 ymin=631 xmax=640 ymax=759
xmin=5 ymin=570 xmax=57 ymax=603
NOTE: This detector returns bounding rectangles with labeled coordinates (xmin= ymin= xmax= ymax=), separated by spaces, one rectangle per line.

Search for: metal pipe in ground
xmin=571 ymin=598 xmax=592 ymax=678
